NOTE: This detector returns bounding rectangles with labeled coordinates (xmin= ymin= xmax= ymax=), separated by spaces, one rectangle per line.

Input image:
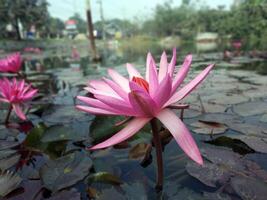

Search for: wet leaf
xmin=0 ymin=171 xmax=22 ymax=197
xmin=40 ymin=151 xmax=92 ymax=191
xmin=230 ymin=176 xmax=267 ymax=200
xmin=227 ymin=122 xmax=266 ymax=137
xmin=186 ymin=146 xmax=267 ymax=193
xmin=42 ymin=105 xmax=91 ymax=125
xmin=229 ymin=135 xmax=267 ymax=154
xmin=0 ymin=154 xmax=21 ymax=171
xmin=88 ymin=172 xmax=123 ymax=185
xmin=0 ymin=140 xmax=20 ymax=151
xmin=98 ymin=187 xmax=124 ymax=200
xmin=4 ymin=180 xmax=43 ymax=200
xmin=203 ymin=192 xmax=232 ymax=200
xmin=233 ymin=101 xmax=267 ymax=117
xmin=206 ymin=136 xmax=255 ymax=155
xmin=90 ymin=116 xmax=125 ymax=143
xmin=191 ymin=120 xmax=228 ymax=135
xmin=47 ymin=189 xmax=80 ymax=200
xmin=24 ymin=123 xmax=68 ymax=158
xmin=24 ymin=123 xmax=47 ymax=150
xmin=41 ymin=125 xmax=76 ymax=142
xmin=121 ymin=182 xmax=147 ymax=199
xmin=186 ymin=162 xmax=230 ymax=187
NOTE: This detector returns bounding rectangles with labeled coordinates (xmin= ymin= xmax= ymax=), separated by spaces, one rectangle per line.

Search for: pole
xmin=98 ymin=0 xmax=106 ymax=40
xmin=85 ymin=0 xmax=98 ymax=61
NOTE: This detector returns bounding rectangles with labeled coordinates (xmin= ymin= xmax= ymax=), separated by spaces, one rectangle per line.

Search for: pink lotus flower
xmin=0 ymin=78 xmax=38 ymax=121
xmin=0 ymin=53 xmax=22 ymax=73
xmin=76 ymin=49 xmax=214 ymax=165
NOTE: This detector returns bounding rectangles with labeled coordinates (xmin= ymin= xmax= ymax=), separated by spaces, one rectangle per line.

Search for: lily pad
xmin=233 ymin=101 xmax=267 ymax=117
xmin=90 ymin=116 xmax=125 ymax=143
xmin=42 ymin=105 xmax=92 ymax=125
xmin=191 ymin=120 xmax=228 ymax=135
xmin=0 ymin=171 xmax=22 ymax=197
xmin=88 ymin=172 xmax=123 ymax=185
xmin=227 ymin=122 xmax=267 ymax=137
xmin=40 ymin=151 xmax=92 ymax=191
xmin=230 ymin=176 xmax=267 ymax=200
xmin=0 ymin=154 xmax=21 ymax=171
xmin=41 ymin=125 xmax=76 ymax=142
xmin=186 ymin=162 xmax=230 ymax=187
xmin=47 ymin=189 xmax=80 ymax=200
xmin=0 ymin=140 xmax=20 ymax=151
xmin=186 ymin=146 xmax=267 ymax=192
xmin=229 ymin=135 xmax=267 ymax=154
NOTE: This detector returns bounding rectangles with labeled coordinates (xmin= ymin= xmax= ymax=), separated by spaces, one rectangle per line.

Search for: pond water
xmin=1 ymin=45 xmax=267 ymax=200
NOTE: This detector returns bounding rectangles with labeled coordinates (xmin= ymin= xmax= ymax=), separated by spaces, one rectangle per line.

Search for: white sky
xmin=47 ymin=0 xmax=233 ymax=22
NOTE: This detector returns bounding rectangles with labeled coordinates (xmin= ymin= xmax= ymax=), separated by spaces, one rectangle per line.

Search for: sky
xmin=47 ymin=0 xmax=233 ymax=22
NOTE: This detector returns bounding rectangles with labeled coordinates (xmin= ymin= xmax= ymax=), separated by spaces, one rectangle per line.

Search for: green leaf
xmin=90 ymin=116 xmax=125 ymax=143
xmin=40 ymin=151 xmax=92 ymax=192
xmin=41 ymin=125 xmax=76 ymax=142
xmin=88 ymin=172 xmax=123 ymax=185
xmin=24 ymin=123 xmax=47 ymax=150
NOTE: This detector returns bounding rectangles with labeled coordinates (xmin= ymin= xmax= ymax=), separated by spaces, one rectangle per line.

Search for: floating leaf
xmin=41 ymin=125 xmax=76 ymax=142
xmin=0 ymin=171 xmax=22 ymax=197
xmin=186 ymin=146 xmax=267 ymax=194
xmin=24 ymin=123 xmax=47 ymax=150
xmin=88 ymin=172 xmax=123 ymax=185
xmin=230 ymin=176 xmax=267 ymax=200
xmin=40 ymin=151 xmax=92 ymax=191
xmin=233 ymin=101 xmax=267 ymax=117
xmin=227 ymin=122 xmax=266 ymax=137
xmin=0 ymin=140 xmax=20 ymax=151
xmin=0 ymin=154 xmax=21 ymax=171
xmin=191 ymin=120 xmax=228 ymax=135
xmin=229 ymin=135 xmax=267 ymax=154
xmin=42 ymin=105 xmax=91 ymax=125
xmin=47 ymin=189 xmax=80 ymax=200
xmin=206 ymin=136 xmax=255 ymax=155
xmin=186 ymin=162 xmax=230 ymax=187
xmin=90 ymin=116 xmax=125 ymax=143
xmin=5 ymin=180 xmax=43 ymax=200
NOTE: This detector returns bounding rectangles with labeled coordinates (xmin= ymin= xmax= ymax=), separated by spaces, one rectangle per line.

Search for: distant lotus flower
xmin=0 ymin=78 xmax=38 ymax=122
xmin=0 ymin=53 xmax=22 ymax=73
xmin=76 ymin=49 xmax=214 ymax=189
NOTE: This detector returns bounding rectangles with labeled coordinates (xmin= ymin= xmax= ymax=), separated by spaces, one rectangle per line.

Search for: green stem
xmin=150 ymin=118 xmax=163 ymax=192
xmin=5 ymin=105 xmax=12 ymax=125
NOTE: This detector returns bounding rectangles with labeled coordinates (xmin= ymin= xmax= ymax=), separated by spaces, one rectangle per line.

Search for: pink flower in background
xmin=0 ymin=53 xmax=22 ymax=73
xmin=76 ymin=49 xmax=214 ymax=165
xmin=232 ymin=41 xmax=242 ymax=49
xmin=0 ymin=78 xmax=38 ymax=120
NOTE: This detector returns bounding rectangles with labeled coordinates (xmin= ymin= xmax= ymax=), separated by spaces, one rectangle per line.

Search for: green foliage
xmin=141 ymin=0 xmax=267 ymax=49
xmin=0 ymin=0 xmax=49 ymax=39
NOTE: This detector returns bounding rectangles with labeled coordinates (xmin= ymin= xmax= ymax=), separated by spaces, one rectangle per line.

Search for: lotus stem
xmin=150 ymin=118 xmax=163 ymax=192
xmin=5 ymin=105 xmax=12 ymax=125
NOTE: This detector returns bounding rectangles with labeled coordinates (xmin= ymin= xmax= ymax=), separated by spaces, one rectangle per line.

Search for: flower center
xmin=132 ymin=76 xmax=149 ymax=92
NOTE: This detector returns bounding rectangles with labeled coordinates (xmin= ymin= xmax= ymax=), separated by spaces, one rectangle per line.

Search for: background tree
xmin=69 ymin=13 xmax=87 ymax=33
xmin=0 ymin=0 xmax=49 ymax=40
